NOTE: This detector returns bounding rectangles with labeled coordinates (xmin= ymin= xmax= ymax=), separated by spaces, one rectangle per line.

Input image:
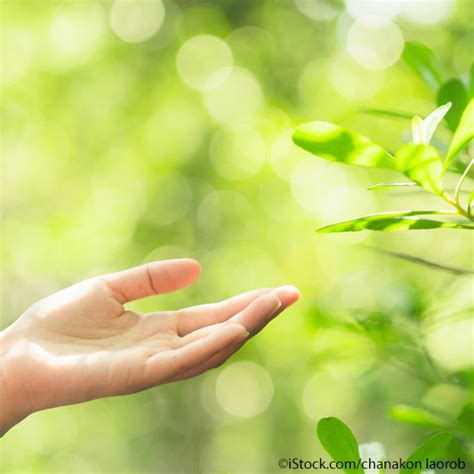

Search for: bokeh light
xmin=2 ymin=0 xmax=473 ymax=471
xmin=295 ymin=0 xmax=342 ymax=21
xmin=345 ymin=0 xmax=400 ymax=21
xmin=215 ymin=361 xmax=274 ymax=418
xmin=176 ymin=34 xmax=233 ymax=91
xmin=203 ymin=67 xmax=263 ymax=123
xmin=209 ymin=126 xmax=266 ymax=180
xmin=399 ymin=0 xmax=455 ymax=25
xmin=347 ymin=18 xmax=404 ymax=70
xmin=49 ymin=5 xmax=105 ymax=68
xmin=110 ymin=0 xmax=165 ymax=43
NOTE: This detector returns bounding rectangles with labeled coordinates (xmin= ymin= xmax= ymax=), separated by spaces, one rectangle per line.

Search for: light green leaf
xmin=317 ymin=417 xmax=364 ymax=474
xmin=367 ymin=182 xmax=417 ymax=190
xmin=437 ymin=79 xmax=469 ymax=131
xmin=316 ymin=211 xmax=474 ymax=233
xmin=411 ymin=116 xmax=424 ymax=144
xmin=400 ymin=432 xmax=453 ymax=474
xmin=394 ymin=144 xmax=444 ymax=194
xmin=360 ymin=107 xmax=413 ymax=120
xmin=402 ymin=42 xmax=443 ymax=90
xmin=389 ymin=405 xmax=448 ymax=429
xmin=444 ymin=99 xmax=474 ymax=172
xmin=418 ymin=103 xmax=452 ymax=144
xmin=292 ymin=121 xmax=395 ymax=169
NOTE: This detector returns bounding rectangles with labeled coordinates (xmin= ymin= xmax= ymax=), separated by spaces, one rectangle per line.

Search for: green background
xmin=1 ymin=0 xmax=473 ymax=472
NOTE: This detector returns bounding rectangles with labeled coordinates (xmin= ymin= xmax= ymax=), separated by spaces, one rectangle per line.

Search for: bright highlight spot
xmin=209 ymin=126 xmax=266 ymax=180
xmin=110 ymin=0 xmax=165 ymax=43
xmin=215 ymin=361 xmax=273 ymax=418
xmin=345 ymin=0 xmax=400 ymax=21
xmin=204 ymin=68 xmax=263 ymax=123
xmin=400 ymin=0 xmax=455 ymax=25
xmin=347 ymin=18 xmax=404 ymax=70
xmin=295 ymin=0 xmax=342 ymax=21
xmin=49 ymin=6 xmax=105 ymax=68
xmin=176 ymin=35 xmax=233 ymax=91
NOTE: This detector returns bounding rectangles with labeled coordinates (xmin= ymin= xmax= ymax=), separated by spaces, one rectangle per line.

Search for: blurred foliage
xmin=1 ymin=0 xmax=473 ymax=473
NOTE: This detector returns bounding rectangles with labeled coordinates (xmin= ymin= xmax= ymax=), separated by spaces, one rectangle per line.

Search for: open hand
xmin=0 ymin=259 xmax=300 ymax=434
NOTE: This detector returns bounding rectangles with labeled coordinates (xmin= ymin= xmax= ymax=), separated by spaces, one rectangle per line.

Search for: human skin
xmin=0 ymin=259 xmax=300 ymax=436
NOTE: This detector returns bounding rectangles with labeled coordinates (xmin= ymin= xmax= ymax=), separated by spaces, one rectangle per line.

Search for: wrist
xmin=0 ymin=327 xmax=32 ymax=436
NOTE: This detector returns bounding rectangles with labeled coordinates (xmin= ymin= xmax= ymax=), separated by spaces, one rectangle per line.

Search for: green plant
xmin=317 ymin=417 xmax=454 ymax=474
xmin=293 ymin=42 xmax=474 ymax=235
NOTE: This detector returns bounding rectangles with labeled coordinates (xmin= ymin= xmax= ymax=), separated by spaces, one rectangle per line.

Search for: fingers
xmin=103 ymin=259 xmax=201 ymax=304
xmin=142 ymin=324 xmax=248 ymax=386
xmin=175 ymin=288 xmax=274 ymax=336
xmin=172 ymin=286 xmax=301 ymax=381
xmin=168 ymin=340 xmax=242 ymax=382
xmin=230 ymin=285 xmax=300 ymax=336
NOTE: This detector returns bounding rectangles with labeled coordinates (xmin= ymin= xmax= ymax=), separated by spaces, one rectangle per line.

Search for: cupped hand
xmin=0 ymin=259 xmax=299 ymax=433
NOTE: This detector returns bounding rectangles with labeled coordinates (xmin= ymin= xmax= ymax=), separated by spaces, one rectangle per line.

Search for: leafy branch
xmin=292 ymin=42 xmax=474 ymax=235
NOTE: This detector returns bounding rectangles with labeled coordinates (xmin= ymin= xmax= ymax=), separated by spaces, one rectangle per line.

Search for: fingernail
xmin=266 ymin=299 xmax=282 ymax=320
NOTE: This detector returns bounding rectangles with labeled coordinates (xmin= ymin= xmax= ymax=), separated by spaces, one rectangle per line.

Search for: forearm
xmin=0 ymin=328 xmax=30 ymax=436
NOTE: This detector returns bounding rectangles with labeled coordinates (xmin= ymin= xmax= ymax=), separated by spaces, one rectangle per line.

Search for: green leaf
xmin=389 ymin=405 xmax=448 ymax=429
xmin=411 ymin=116 xmax=424 ymax=144
xmin=444 ymin=99 xmax=474 ymax=172
xmin=317 ymin=417 xmax=364 ymax=474
xmin=400 ymin=432 xmax=453 ymax=474
xmin=367 ymin=182 xmax=417 ymax=190
xmin=413 ymin=103 xmax=451 ymax=144
xmin=292 ymin=121 xmax=396 ymax=169
xmin=411 ymin=104 xmax=452 ymax=145
xmin=402 ymin=42 xmax=443 ymax=90
xmin=437 ymin=79 xmax=469 ymax=131
xmin=394 ymin=144 xmax=443 ymax=194
xmin=455 ymin=402 xmax=474 ymax=437
xmin=316 ymin=211 xmax=474 ymax=233
xmin=360 ymin=107 xmax=413 ymax=120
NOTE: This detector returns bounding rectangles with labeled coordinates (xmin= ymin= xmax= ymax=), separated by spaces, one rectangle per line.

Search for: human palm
xmin=1 ymin=259 xmax=299 ymax=422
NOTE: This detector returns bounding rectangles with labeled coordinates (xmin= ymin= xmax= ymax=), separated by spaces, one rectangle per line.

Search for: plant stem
xmin=454 ymin=158 xmax=474 ymax=204
xmin=440 ymin=191 xmax=472 ymax=220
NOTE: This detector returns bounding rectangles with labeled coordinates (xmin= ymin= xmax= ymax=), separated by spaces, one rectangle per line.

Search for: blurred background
xmin=1 ymin=0 xmax=473 ymax=472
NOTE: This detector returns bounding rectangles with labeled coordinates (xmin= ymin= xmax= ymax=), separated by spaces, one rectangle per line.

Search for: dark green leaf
xmin=394 ymin=144 xmax=443 ymax=194
xmin=437 ymin=79 xmax=469 ymax=131
xmin=360 ymin=107 xmax=413 ymax=120
xmin=292 ymin=121 xmax=396 ymax=169
xmin=389 ymin=405 xmax=448 ymax=429
xmin=316 ymin=211 xmax=474 ymax=233
xmin=401 ymin=432 xmax=453 ymax=474
xmin=317 ymin=417 xmax=364 ymax=474
xmin=402 ymin=42 xmax=443 ymax=90
xmin=444 ymin=99 xmax=474 ymax=172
